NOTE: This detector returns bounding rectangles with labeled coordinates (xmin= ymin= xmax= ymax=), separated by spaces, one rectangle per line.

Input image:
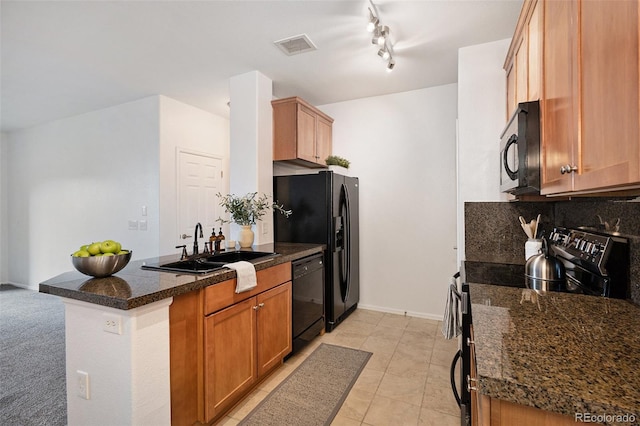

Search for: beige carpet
xmin=239 ymin=343 xmax=372 ymax=426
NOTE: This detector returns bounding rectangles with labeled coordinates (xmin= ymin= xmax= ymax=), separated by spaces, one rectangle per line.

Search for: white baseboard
xmin=356 ymin=303 xmax=443 ymax=322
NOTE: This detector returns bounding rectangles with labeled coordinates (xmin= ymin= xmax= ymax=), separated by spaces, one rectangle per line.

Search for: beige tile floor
xmin=218 ymin=308 xmax=462 ymax=426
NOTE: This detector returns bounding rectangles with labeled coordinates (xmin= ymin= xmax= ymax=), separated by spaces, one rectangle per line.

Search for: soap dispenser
xmin=217 ymin=228 xmax=226 ymax=251
xmin=209 ymin=228 xmax=217 ymax=252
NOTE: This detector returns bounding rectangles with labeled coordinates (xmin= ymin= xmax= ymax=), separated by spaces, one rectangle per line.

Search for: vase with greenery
xmin=216 ymin=192 xmax=292 ymax=248
xmin=325 ymin=155 xmax=350 ymax=169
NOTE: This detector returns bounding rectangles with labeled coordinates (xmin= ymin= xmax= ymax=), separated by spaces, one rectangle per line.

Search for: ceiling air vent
xmin=274 ymin=34 xmax=317 ymax=56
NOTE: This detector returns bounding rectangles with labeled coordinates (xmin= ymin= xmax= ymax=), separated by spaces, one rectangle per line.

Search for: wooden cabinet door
xmin=541 ymin=0 xmax=578 ymax=195
xmin=204 ymin=297 xmax=257 ymax=422
xmin=297 ymin=104 xmax=318 ymax=164
xmin=316 ymin=115 xmax=333 ymax=166
xmin=527 ymin=0 xmax=542 ymax=101
xmin=515 ymin=35 xmax=528 ymax=105
xmin=256 ymin=282 xmax=292 ymax=377
xmin=575 ymin=0 xmax=640 ymax=192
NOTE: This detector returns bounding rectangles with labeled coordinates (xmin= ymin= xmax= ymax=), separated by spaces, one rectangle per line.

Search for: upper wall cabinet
xmin=504 ymin=0 xmax=543 ymax=120
xmin=540 ymin=0 xmax=639 ymax=195
xmin=272 ymin=97 xmax=334 ymax=168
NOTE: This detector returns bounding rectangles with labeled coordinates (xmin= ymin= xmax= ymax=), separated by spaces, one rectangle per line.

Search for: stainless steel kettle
xmin=525 ymin=238 xmax=566 ymax=292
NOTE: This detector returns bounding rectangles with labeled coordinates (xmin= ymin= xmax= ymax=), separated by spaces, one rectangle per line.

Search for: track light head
xmin=386 ymin=58 xmax=395 ymax=72
xmin=377 ymin=48 xmax=390 ymax=61
xmin=376 ymin=26 xmax=389 ymax=46
xmin=366 ymin=8 xmax=379 ymax=32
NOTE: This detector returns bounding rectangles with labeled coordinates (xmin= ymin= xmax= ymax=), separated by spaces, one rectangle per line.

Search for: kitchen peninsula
xmin=39 ymin=243 xmax=323 ymax=426
xmin=466 ymin=279 xmax=640 ymax=425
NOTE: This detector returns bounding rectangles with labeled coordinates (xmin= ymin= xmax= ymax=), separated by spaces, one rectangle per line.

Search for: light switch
xmin=128 ymin=220 xmax=138 ymax=230
xmin=141 ymin=205 xmax=147 ymax=216
xmin=139 ymin=220 xmax=147 ymax=231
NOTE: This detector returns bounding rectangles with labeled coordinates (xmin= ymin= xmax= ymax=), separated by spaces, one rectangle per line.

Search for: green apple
xmin=100 ymin=240 xmax=119 ymax=254
xmin=79 ymin=244 xmax=90 ymax=251
xmin=87 ymin=242 xmax=102 ymax=255
xmin=117 ymin=250 xmax=129 ymax=255
xmin=102 ymin=252 xmax=115 ymax=257
xmin=72 ymin=250 xmax=90 ymax=257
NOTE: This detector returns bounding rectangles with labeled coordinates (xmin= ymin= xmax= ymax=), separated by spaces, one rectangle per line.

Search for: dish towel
xmin=441 ymin=275 xmax=461 ymax=340
xmin=224 ymin=261 xmax=257 ymax=293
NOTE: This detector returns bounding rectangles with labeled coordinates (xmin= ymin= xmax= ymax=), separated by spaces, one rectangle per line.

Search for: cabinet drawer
xmin=204 ymin=262 xmax=292 ymax=315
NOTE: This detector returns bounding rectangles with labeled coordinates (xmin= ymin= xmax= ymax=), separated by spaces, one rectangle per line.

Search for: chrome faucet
xmin=193 ymin=222 xmax=203 ymax=255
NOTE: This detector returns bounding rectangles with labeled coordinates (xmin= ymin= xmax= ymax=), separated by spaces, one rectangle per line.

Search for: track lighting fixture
xmin=366 ymin=1 xmax=395 ymax=71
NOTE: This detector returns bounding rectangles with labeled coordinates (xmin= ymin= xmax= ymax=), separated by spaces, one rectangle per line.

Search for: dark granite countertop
xmin=467 ymin=279 xmax=640 ymax=423
xmin=39 ymin=243 xmax=324 ymax=310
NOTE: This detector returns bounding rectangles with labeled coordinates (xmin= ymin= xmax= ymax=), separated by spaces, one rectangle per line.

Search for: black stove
xmin=548 ymin=227 xmax=630 ymax=299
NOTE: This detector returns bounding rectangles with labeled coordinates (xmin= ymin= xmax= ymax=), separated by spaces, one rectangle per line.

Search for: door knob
xmin=560 ymin=164 xmax=578 ymax=174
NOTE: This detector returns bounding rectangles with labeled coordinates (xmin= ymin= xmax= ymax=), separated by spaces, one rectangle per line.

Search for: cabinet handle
xmin=253 ymin=303 xmax=265 ymax=310
xmin=560 ymin=164 xmax=578 ymax=174
xmin=466 ymin=375 xmax=478 ymax=392
xmin=467 ymin=338 xmax=474 ymax=347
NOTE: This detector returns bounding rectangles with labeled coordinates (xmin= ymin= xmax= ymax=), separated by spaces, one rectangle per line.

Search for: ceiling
xmin=1 ymin=0 xmax=523 ymax=133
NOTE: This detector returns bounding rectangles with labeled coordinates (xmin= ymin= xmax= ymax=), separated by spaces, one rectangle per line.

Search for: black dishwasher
xmin=290 ymin=253 xmax=325 ymax=355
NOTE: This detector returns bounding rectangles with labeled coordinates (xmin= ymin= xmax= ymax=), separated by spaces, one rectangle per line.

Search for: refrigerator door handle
xmin=340 ymin=183 xmax=352 ymax=302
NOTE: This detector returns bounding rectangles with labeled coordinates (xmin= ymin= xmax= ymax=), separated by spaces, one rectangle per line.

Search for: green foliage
xmin=325 ymin=155 xmax=350 ymax=169
xmin=216 ymin=192 xmax=292 ymax=226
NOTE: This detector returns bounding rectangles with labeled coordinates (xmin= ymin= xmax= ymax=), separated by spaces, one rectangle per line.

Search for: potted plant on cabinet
xmin=325 ymin=155 xmax=350 ymax=175
xmin=216 ymin=192 xmax=292 ymax=248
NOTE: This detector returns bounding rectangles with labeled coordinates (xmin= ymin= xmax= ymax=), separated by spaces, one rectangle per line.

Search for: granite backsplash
xmin=465 ymin=199 xmax=640 ymax=305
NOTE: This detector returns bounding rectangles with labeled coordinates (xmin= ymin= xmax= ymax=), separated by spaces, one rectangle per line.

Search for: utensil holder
xmin=525 ymin=238 xmax=543 ymax=260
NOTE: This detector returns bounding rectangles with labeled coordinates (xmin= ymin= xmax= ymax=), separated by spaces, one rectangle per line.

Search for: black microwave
xmin=499 ymin=100 xmax=541 ymax=195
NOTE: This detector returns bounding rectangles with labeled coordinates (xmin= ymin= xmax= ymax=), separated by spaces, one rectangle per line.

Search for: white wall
xmin=320 ymin=84 xmax=458 ymax=319
xmin=5 ymin=97 xmax=161 ymax=290
xmin=4 ymin=95 xmax=230 ymax=289
xmin=158 ymin=95 xmax=230 ymax=256
xmin=0 ymin=132 xmax=7 ymax=283
xmin=456 ymin=39 xmax=512 ymax=265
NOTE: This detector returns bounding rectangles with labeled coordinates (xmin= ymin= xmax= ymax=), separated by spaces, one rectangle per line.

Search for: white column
xmin=229 ymin=71 xmax=274 ymax=245
xmin=63 ymin=298 xmax=172 ymax=426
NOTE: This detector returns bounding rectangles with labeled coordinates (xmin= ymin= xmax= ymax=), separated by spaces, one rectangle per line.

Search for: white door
xmin=177 ymin=151 xmax=223 ymax=252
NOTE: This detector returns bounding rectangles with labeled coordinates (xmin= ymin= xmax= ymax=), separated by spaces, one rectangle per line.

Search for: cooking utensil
xmin=519 ymin=216 xmax=533 ymax=238
xmin=534 ymin=214 xmax=541 ymax=238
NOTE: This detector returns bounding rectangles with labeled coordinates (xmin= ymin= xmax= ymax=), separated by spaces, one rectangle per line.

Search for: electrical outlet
xmin=128 ymin=220 xmax=138 ymax=230
xmin=103 ymin=313 xmax=122 ymax=335
xmin=77 ymin=370 xmax=90 ymax=399
xmin=139 ymin=219 xmax=147 ymax=231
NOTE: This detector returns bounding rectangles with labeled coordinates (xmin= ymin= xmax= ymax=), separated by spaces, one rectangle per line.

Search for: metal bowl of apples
xmin=71 ymin=240 xmax=132 ymax=278
xmin=72 ymin=251 xmax=132 ymax=278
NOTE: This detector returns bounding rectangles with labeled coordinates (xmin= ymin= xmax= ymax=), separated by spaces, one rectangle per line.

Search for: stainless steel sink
xmin=141 ymin=251 xmax=278 ymax=275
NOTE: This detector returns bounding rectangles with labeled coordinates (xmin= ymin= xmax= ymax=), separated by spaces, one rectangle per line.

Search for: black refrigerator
xmin=274 ymin=171 xmax=359 ymax=332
